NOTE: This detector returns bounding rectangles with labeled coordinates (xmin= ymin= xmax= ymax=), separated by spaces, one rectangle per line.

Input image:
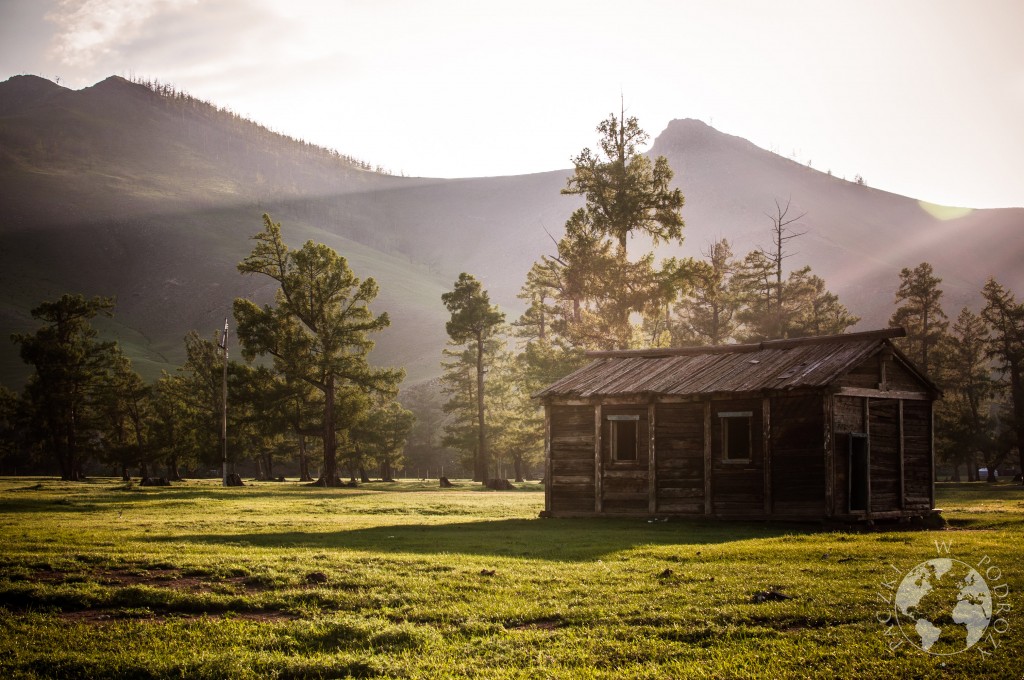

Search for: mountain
xmin=1 ymin=75 xmax=1021 ymax=387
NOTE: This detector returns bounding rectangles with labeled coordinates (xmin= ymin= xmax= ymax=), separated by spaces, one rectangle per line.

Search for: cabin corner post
xmin=929 ymin=400 xmax=935 ymax=510
xmin=762 ymin=397 xmax=772 ymax=516
xmin=897 ymin=400 xmax=905 ymax=510
xmin=649 ymin=401 xmax=657 ymax=514
xmin=864 ymin=397 xmax=872 ymax=519
xmin=594 ymin=403 xmax=603 ymax=514
xmin=823 ymin=393 xmax=834 ymax=517
xmin=543 ymin=404 xmax=552 ymax=514
xmin=703 ymin=400 xmax=712 ymax=515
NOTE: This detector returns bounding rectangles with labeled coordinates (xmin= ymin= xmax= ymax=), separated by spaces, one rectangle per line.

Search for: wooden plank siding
xmin=654 ymin=403 xmax=706 ymax=514
xmin=710 ymin=399 xmax=764 ymax=516
xmin=769 ymin=395 xmax=826 ymax=518
xmin=832 ymin=395 xmax=866 ymax=514
xmin=599 ymin=406 xmax=650 ymax=514
xmin=902 ymin=400 xmax=933 ymax=509
xmin=869 ymin=399 xmax=901 ymax=513
xmin=549 ymin=405 xmax=595 ymax=514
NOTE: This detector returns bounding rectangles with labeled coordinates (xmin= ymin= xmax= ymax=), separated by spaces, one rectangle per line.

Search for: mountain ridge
xmin=1 ymin=75 xmax=1020 ymax=387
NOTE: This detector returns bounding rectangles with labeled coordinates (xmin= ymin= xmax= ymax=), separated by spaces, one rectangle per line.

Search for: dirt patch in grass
xmin=22 ymin=566 xmax=273 ymax=593
xmin=58 ymin=609 xmax=299 ymax=625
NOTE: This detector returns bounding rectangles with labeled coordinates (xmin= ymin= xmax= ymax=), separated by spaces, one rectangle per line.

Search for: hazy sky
xmin=2 ymin=0 xmax=1023 ymax=208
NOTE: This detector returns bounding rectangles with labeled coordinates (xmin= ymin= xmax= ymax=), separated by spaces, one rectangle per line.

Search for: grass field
xmin=0 ymin=478 xmax=1021 ymax=679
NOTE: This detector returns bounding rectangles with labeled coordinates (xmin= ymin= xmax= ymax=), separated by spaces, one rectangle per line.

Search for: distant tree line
xmin=126 ymin=75 xmax=395 ymax=175
xmin=888 ymin=262 xmax=1024 ymax=482
xmin=1 ymin=216 xmax=421 ymax=484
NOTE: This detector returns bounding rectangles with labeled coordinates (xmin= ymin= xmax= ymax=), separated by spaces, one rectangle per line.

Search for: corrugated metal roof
xmin=534 ymin=329 xmax=919 ymax=399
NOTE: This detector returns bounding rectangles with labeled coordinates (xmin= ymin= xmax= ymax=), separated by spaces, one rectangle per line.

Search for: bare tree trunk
xmin=316 ymin=375 xmax=340 ymax=486
xmin=166 ymin=454 xmax=183 ymax=481
xmin=513 ymin=453 xmax=524 ymax=483
xmin=297 ymin=435 xmax=312 ymax=481
xmin=476 ymin=331 xmax=488 ymax=483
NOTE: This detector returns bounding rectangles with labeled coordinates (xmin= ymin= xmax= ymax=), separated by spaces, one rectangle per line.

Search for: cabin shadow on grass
xmin=148 ymin=517 xmax=819 ymax=562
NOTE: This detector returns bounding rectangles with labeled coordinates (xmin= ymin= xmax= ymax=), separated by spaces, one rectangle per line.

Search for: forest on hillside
xmin=2 ymin=115 xmax=1023 ymax=487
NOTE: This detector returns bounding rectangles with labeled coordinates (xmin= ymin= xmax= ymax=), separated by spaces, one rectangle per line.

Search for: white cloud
xmin=46 ymin=0 xmax=198 ymax=66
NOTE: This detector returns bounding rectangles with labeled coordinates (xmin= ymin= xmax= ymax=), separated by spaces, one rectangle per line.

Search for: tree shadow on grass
xmin=0 ymin=485 xmax=379 ymax=513
xmin=146 ymin=517 xmax=819 ymax=562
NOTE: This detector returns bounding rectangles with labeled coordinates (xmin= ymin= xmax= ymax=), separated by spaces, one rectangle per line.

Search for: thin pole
xmin=221 ymin=318 xmax=229 ymax=486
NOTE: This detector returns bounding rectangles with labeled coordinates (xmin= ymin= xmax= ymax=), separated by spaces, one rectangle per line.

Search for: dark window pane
xmin=724 ymin=416 xmax=750 ymax=460
xmin=612 ymin=421 xmax=638 ymax=461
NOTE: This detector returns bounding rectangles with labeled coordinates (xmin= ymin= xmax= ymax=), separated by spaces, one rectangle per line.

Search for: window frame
xmin=607 ymin=414 xmax=641 ymax=463
xmin=719 ymin=411 xmax=753 ymax=463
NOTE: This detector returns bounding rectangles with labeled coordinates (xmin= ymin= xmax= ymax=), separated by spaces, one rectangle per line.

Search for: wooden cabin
xmin=534 ymin=328 xmax=941 ymax=522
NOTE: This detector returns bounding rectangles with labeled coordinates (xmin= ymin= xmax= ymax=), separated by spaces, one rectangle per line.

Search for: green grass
xmin=0 ymin=479 xmax=1021 ymax=678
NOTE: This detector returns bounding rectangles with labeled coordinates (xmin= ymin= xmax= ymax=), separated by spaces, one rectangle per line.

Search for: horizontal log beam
xmin=836 ymin=387 xmax=932 ymax=401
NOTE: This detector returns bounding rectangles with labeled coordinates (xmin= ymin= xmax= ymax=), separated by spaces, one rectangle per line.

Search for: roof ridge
xmin=584 ymin=327 xmax=906 ymax=359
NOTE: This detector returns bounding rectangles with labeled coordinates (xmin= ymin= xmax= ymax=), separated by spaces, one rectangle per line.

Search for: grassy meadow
xmin=0 ymin=478 xmax=1021 ymax=679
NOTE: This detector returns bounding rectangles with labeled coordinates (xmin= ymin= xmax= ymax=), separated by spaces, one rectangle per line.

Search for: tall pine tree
xmin=442 ymin=273 xmax=505 ymax=482
xmin=234 ymin=214 xmax=402 ymax=486
xmin=890 ymin=262 xmax=948 ymax=375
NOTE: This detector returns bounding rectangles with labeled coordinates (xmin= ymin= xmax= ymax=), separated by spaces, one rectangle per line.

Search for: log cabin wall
xmin=832 ymin=395 xmax=866 ymax=515
xmin=868 ymin=399 xmax=901 ymax=513
xmin=886 ymin=359 xmax=928 ymax=392
xmin=902 ymin=400 xmax=933 ymax=510
xmin=769 ymin=394 xmax=826 ymax=517
xmin=710 ymin=398 xmax=764 ymax=516
xmin=538 ymin=330 xmax=937 ymax=521
xmin=599 ymin=406 xmax=650 ymax=514
xmin=830 ymin=393 xmax=933 ymax=518
xmin=654 ymin=402 xmax=706 ymax=514
xmin=548 ymin=404 xmax=595 ymax=514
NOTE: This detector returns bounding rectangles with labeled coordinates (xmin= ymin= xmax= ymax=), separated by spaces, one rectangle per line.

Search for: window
xmin=719 ymin=411 xmax=752 ymax=461
xmin=608 ymin=414 xmax=640 ymax=462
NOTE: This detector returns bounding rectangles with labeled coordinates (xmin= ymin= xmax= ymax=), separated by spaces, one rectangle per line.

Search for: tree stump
xmin=486 ymin=478 xmax=514 ymax=490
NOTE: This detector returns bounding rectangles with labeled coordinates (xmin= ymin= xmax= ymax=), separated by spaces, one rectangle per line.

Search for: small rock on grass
xmin=751 ymin=586 xmax=792 ymax=603
xmin=305 ymin=571 xmax=329 ymax=584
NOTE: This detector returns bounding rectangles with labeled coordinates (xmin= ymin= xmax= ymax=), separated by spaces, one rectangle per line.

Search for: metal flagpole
xmin=220 ymin=318 xmax=229 ymax=486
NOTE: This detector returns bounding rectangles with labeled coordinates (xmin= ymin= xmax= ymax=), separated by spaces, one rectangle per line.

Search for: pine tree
xmin=980 ymin=278 xmax=1024 ymax=483
xmin=234 ymin=214 xmax=403 ymax=486
xmin=562 ymin=110 xmax=684 ymax=258
xmin=554 ymin=111 xmax=686 ymax=349
xmin=12 ymin=294 xmax=117 ymax=480
xmin=441 ymin=273 xmax=505 ymax=482
xmin=786 ymin=268 xmax=860 ymax=337
xmin=672 ymin=239 xmax=740 ymax=346
xmin=934 ymin=308 xmax=997 ymax=482
xmin=890 ymin=262 xmax=948 ymax=374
